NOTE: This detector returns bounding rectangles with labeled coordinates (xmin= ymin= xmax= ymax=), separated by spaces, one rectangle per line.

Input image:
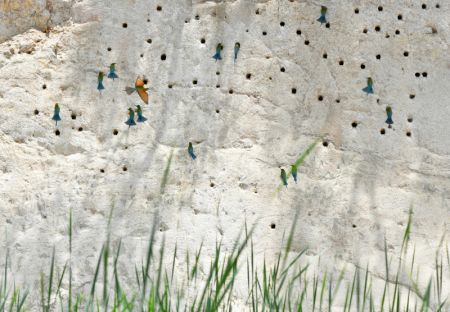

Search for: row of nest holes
xmin=46 ymin=113 xmax=414 ymax=137
xmin=362 ymin=28 xmax=402 ymax=35
xmin=35 ymin=109 xmax=79 ymax=121
xmin=379 ymin=128 xmax=412 ymax=136
xmin=355 ymin=3 xmax=439 ymax=13
xmin=53 ymin=127 xmax=84 ymax=136
xmin=98 ymin=167 xmax=128 ymax=173
xmin=107 ymin=47 xmax=166 ymax=60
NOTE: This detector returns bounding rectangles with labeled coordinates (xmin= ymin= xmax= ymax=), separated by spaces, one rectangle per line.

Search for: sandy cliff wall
xmin=0 ymin=0 xmax=449 ymax=309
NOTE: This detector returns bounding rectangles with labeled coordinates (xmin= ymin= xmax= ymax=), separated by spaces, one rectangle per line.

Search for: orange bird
xmin=125 ymin=77 xmax=149 ymax=104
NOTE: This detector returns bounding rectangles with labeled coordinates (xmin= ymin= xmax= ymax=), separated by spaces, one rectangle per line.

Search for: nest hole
xmin=122 ymin=166 xmax=128 ymax=171
xmin=406 ymin=131 xmax=412 ymax=137
xmin=296 ymin=29 xmax=302 ymax=35
xmin=354 ymin=8 xmax=359 ymax=14
xmin=168 ymin=84 xmax=173 ymax=88
xmin=339 ymin=60 xmax=344 ymax=66
xmin=140 ymin=53 xmax=144 ymax=58
xmin=322 ymin=141 xmax=328 ymax=147
xmin=323 ymin=53 xmax=328 ymax=59
xmin=161 ymin=54 xmax=167 ymax=61
xmin=122 ymin=23 xmax=128 ymax=28
xmin=280 ymin=21 xmax=285 ymax=27
xmin=229 ymin=89 xmax=234 ymax=94
xmin=408 ymin=117 xmax=413 ymax=123
xmin=143 ymin=79 xmax=148 ymax=84
xmin=398 ymin=14 xmax=403 ymax=20
xmin=395 ymin=29 xmax=400 ymax=35
xmin=422 ymin=72 xmax=428 ymax=77
xmin=376 ymin=54 xmax=381 ymax=60
xmin=107 ymin=47 xmax=112 ymax=52
xmin=403 ymin=51 xmax=409 ymax=57
xmin=78 ymin=127 xmax=83 ymax=132
xmin=195 ymin=15 xmax=200 ymax=20
xmin=378 ymin=6 xmax=383 ymax=11
xmin=422 ymin=3 xmax=427 ymax=9
xmin=352 ymin=224 xmax=357 ymax=228
xmin=262 ymin=31 xmax=267 ymax=36
xmin=55 ymin=129 xmax=60 ymax=136
xmin=360 ymin=63 xmax=366 ymax=69
xmin=380 ymin=128 xmax=386 ymax=135
xmin=246 ymin=73 xmax=252 ymax=79
xmin=113 ymin=129 xmax=119 ymax=135
xmin=375 ymin=25 xmax=381 ymax=32
xmin=304 ymin=40 xmax=310 ymax=45
xmin=100 ymin=169 xmax=105 ymax=173
xmin=216 ymin=84 xmax=220 ymax=88
xmin=291 ymin=88 xmax=297 ymax=94
xmin=192 ymin=79 xmax=198 ymax=85
xmin=318 ymin=95 xmax=324 ymax=101
xmin=325 ymin=22 xmax=330 ymax=28
xmin=147 ymin=39 xmax=152 ymax=44
xmin=410 ymin=94 xmax=415 ymax=99
xmin=216 ymin=109 xmax=220 ymax=113
xmin=71 ymin=113 xmax=76 ymax=120
xmin=415 ymin=72 xmax=420 ymax=77
xmin=42 ymin=84 xmax=47 ymax=90
xmin=200 ymin=38 xmax=205 ymax=44
xmin=351 ymin=121 xmax=358 ymax=128
xmin=270 ymin=223 xmax=276 ymax=229
xmin=156 ymin=5 xmax=162 ymax=11
xmin=280 ymin=67 xmax=285 ymax=72
xmin=210 ymin=182 xmax=215 ymax=187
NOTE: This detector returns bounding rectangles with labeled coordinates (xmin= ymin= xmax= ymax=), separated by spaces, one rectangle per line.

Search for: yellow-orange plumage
xmin=135 ymin=78 xmax=148 ymax=104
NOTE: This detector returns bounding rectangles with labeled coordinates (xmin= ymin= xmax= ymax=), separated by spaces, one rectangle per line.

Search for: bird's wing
xmin=137 ymin=90 xmax=149 ymax=104
xmin=125 ymin=87 xmax=136 ymax=95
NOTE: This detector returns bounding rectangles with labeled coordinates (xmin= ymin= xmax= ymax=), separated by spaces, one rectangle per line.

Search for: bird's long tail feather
xmin=108 ymin=72 xmax=118 ymax=80
xmin=362 ymin=86 xmax=373 ymax=94
xmin=317 ymin=15 xmax=327 ymax=24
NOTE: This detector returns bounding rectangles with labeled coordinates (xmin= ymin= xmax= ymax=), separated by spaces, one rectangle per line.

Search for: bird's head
xmin=135 ymin=78 xmax=145 ymax=87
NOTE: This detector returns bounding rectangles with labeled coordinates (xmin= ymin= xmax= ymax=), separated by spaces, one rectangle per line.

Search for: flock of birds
xmin=48 ymin=6 xmax=396 ymax=187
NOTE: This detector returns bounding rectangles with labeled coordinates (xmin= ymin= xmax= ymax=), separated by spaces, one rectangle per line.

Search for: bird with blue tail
xmin=136 ymin=105 xmax=147 ymax=123
xmin=280 ymin=168 xmax=288 ymax=188
xmin=125 ymin=108 xmax=137 ymax=128
xmin=291 ymin=164 xmax=298 ymax=184
xmin=362 ymin=77 xmax=374 ymax=94
xmin=188 ymin=142 xmax=197 ymax=160
xmin=97 ymin=71 xmax=105 ymax=91
xmin=317 ymin=6 xmax=328 ymax=24
xmin=107 ymin=63 xmax=118 ymax=80
xmin=386 ymin=106 xmax=394 ymax=128
xmin=234 ymin=42 xmax=240 ymax=62
xmin=52 ymin=103 xmax=61 ymax=126
xmin=213 ymin=43 xmax=224 ymax=61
